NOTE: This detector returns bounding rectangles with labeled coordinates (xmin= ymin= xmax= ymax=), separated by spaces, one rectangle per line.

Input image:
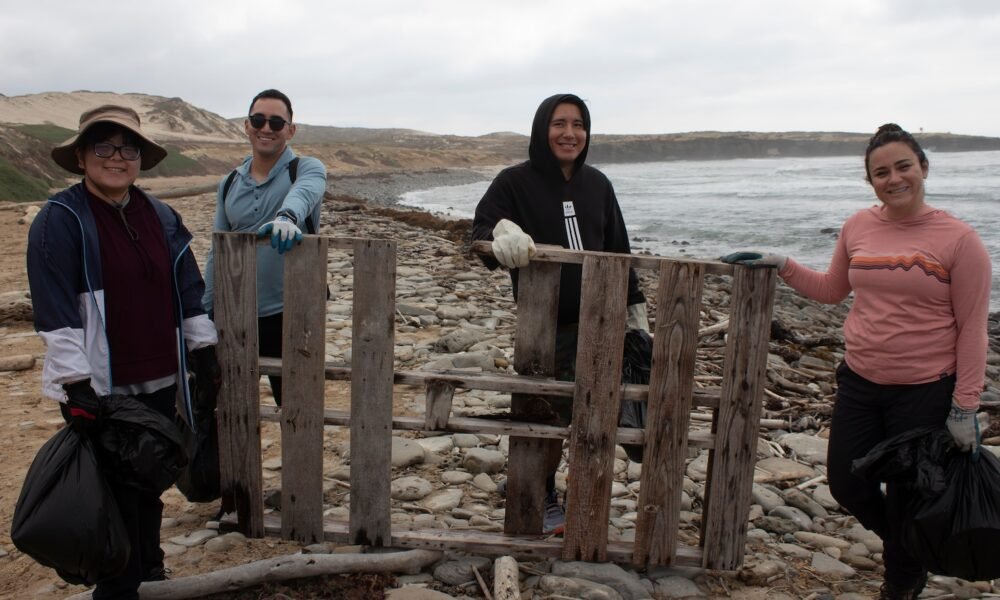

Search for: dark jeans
xmin=259 ymin=312 xmax=284 ymax=406
xmin=827 ymin=362 xmax=953 ymax=585
xmin=64 ymin=385 xmax=176 ymax=600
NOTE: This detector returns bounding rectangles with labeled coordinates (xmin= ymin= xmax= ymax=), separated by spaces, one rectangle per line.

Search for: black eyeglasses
xmin=93 ymin=142 xmax=141 ymax=161
xmin=248 ymin=114 xmax=289 ymax=131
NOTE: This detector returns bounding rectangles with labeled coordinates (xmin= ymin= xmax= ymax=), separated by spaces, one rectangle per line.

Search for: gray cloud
xmin=3 ymin=0 xmax=998 ymax=136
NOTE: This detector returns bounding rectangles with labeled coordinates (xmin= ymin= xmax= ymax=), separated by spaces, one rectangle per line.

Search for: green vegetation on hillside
xmin=144 ymin=146 xmax=206 ymax=177
xmin=0 ymin=157 xmax=51 ymax=202
xmin=16 ymin=123 xmax=76 ymax=145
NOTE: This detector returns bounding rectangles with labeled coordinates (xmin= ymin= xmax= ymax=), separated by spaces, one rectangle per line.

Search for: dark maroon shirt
xmin=87 ymin=188 xmax=178 ymax=385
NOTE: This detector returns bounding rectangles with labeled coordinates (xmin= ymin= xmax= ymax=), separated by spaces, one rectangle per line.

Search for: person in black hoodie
xmin=472 ymin=93 xmax=648 ymax=533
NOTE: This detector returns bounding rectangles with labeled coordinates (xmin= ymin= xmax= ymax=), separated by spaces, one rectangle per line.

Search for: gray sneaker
xmin=543 ymin=490 xmax=565 ymax=534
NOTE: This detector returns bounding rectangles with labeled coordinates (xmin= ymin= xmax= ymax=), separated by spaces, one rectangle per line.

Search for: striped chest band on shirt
xmin=563 ymin=201 xmax=583 ymax=250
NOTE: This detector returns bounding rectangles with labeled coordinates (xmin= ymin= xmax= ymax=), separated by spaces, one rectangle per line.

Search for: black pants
xmin=259 ymin=312 xmax=284 ymax=406
xmin=66 ymin=385 xmax=176 ymax=600
xmin=827 ymin=362 xmax=953 ymax=586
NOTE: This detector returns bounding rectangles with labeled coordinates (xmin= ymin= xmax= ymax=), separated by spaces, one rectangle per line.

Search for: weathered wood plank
xmin=349 ymin=239 xmax=397 ymax=547
xmin=424 ymin=380 xmax=456 ymax=429
xmin=259 ymin=358 xmax=722 ymax=409
xmin=701 ymin=265 xmax=777 ymax=570
xmin=279 ymin=236 xmax=328 ymax=543
xmin=259 ymin=405 xmax=717 ymax=449
xmin=633 ymin=261 xmax=704 ymax=566
xmin=563 ymin=256 xmax=630 ymax=562
xmin=214 ymin=232 xmax=264 ymax=537
xmin=506 ymin=261 xmax=561 ymax=535
xmin=470 ymin=240 xmax=733 ymax=276
xmin=226 ymin=513 xmax=706 ymax=567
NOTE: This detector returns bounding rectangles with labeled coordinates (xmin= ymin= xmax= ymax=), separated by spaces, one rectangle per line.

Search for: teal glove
xmin=257 ymin=214 xmax=302 ymax=254
xmin=946 ymin=403 xmax=980 ymax=453
xmin=720 ymin=252 xmax=787 ymax=270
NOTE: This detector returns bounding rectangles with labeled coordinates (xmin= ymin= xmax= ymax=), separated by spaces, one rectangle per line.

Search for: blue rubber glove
xmin=257 ymin=214 xmax=302 ymax=254
xmin=719 ymin=252 xmax=787 ymax=270
xmin=946 ymin=402 xmax=980 ymax=453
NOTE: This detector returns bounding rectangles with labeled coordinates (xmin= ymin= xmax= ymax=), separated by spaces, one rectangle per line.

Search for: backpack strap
xmin=223 ymin=157 xmax=314 ymax=234
xmin=221 ymin=169 xmax=238 ymax=201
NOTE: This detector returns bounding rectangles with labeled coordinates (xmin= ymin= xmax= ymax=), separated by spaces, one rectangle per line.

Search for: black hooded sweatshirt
xmin=472 ymin=93 xmax=645 ymax=325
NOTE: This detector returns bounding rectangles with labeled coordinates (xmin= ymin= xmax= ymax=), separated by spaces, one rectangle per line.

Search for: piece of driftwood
xmin=472 ymin=563 xmax=493 ymax=600
xmin=493 ymin=555 xmax=521 ymax=600
xmin=0 ymin=354 xmax=35 ymax=371
xmin=65 ymin=549 xmax=442 ymax=600
xmin=0 ymin=290 xmax=32 ymax=323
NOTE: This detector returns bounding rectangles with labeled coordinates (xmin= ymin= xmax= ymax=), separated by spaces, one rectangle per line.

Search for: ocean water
xmin=400 ymin=151 xmax=1000 ymax=310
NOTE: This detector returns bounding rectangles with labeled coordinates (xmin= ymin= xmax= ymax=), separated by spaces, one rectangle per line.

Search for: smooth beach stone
xmin=782 ymin=488 xmax=829 ymax=518
xmin=415 ymin=435 xmax=454 ymax=454
xmin=463 ymin=447 xmax=505 ymax=474
xmin=810 ymin=552 xmax=855 ymax=578
xmin=778 ymin=433 xmax=829 ymax=465
xmin=440 ymin=470 xmax=473 ymax=484
xmin=753 ymin=457 xmax=817 ymax=482
xmin=420 ymin=488 xmax=464 ymax=512
xmin=751 ymin=483 xmax=785 ymax=513
xmin=433 ymin=556 xmax=493 ymax=586
xmin=391 ymin=436 xmax=426 ymax=467
xmin=168 ymin=529 xmax=218 ymax=547
xmin=538 ymin=575 xmax=624 ymax=600
xmin=391 ymin=476 xmax=433 ymax=500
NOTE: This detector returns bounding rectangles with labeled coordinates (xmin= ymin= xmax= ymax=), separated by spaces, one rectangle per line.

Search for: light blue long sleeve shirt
xmin=202 ymin=146 xmax=326 ymax=316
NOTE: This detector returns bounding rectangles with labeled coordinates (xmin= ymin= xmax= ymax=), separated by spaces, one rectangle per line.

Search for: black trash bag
xmin=174 ymin=412 xmax=221 ymax=502
xmin=175 ymin=370 xmax=221 ymax=502
xmin=908 ymin=446 xmax=1000 ymax=581
xmin=11 ymin=426 xmax=130 ymax=585
xmin=852 ymin=427 xmax=1000 ymax=581
xmin=96 ymin=394 xmax=188 ymax=495
xmin=619 ymin=329 xmax=653 ymax=462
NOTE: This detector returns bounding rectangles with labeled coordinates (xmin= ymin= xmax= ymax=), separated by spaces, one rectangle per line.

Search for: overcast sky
xmin=3 ymin=0 xmax=999 ymax=137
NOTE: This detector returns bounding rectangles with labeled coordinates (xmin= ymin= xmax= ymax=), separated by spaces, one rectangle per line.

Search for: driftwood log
xmin=0 ymin=354 xmax=34 ymax=371
xmin=0 ymin=291 xmax=32 ymax=324
xmin=65 ymin=549 xmax=442 ymax=600
xmin=492 ymin=555 xmax=520 ymax=600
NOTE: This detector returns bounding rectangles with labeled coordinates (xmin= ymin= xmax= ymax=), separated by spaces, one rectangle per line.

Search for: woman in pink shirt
xmin=726 ymin=124 xmax=991 ymax=599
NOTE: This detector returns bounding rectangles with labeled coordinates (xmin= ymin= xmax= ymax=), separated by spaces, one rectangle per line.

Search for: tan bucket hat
xmin=51 ymin=104 xmax=168 ymax=174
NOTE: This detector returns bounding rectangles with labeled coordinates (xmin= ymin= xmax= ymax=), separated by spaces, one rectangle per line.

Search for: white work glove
xmin=626 ymin=303 xmax=650 ymax=333
xmin=491 ymin=219 xmax=536 ymax=269
xmin=719 ymin=252 xmax=787 ymax=270
xmin=256 ymin=213 xmax=303 ymax=254
xmin=946 ymin=402 xmax=980 ymax=452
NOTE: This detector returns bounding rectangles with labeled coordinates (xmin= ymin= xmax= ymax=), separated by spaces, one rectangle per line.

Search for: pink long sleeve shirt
xmin=780 ymin=204 xmax=991 ymax=409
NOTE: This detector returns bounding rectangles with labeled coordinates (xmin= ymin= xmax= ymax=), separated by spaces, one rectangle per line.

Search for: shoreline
xmin=327 ymin=166 xmax=498 ymax=207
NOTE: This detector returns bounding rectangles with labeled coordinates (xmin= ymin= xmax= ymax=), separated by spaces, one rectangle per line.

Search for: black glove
xmin=189 ymin=345 xmax=222 ymax=418
xmin=63 ymin=379 xmax=101 ymax=433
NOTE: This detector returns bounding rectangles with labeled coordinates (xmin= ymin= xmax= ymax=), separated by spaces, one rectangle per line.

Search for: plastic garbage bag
xmin=97 ymin=394 xmax=188 ymax=495
xmin=619 ymin=329 xmax=653 ymax=462
xmin=11 ymin=426 xmax=129 ymax=585
xmin=908 ymin=446 xmax=1000 ymax=580
xmin=852 ymin=426 xmax=1000 ymax=581
xmin=174 ymin=412 xmax=221 ymax=502
xmin=175 ymin=369 xmax=221 ymax=502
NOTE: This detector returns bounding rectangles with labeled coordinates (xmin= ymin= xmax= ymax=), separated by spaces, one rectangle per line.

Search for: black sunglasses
xmin=248 ymin=114 xmax=289 ymax=131
xmin=93 ymin=142 xmax=141 ymax=161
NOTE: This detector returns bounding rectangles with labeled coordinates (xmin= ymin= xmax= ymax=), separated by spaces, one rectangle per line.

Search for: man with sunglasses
xmin=202 ymin=89 xmax=327 ymax=406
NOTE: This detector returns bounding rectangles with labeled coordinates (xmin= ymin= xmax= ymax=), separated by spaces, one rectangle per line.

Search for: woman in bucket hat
xmin=27 ymin=105 xmax=219 ymax=598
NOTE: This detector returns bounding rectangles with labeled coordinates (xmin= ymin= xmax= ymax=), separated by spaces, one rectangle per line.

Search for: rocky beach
xmin=0 ymin=171 xmax=997 ymax=600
